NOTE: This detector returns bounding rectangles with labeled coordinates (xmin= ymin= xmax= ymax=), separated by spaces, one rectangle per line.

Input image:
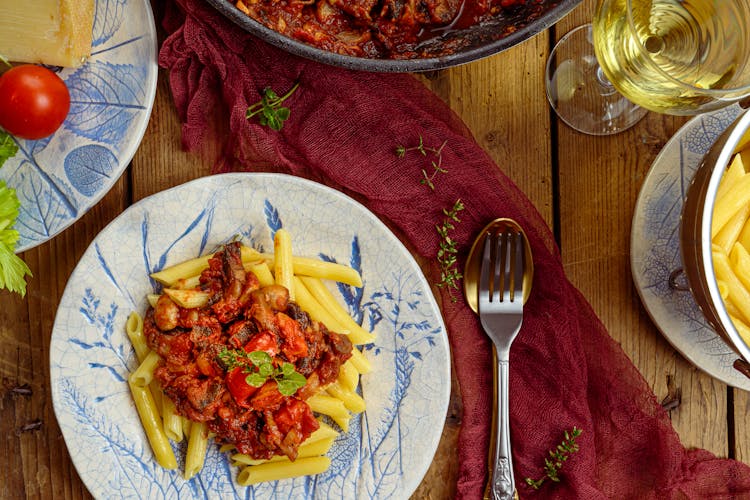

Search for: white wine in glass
xmin=546 ymin=0 xmax=750 ymax=135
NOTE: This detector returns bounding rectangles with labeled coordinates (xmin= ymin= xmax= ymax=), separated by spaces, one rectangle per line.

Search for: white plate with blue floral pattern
xmin=50 ymin=173 xmax=450 ymax=499
xmin=2 ymin=0 xmax=157 ymax=251
xmin=631 ymin=104 xmax=750 ymax=390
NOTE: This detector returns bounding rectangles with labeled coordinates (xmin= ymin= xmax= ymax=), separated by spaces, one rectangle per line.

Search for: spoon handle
xmin=485 ymin=345 xmax=515 ymax=500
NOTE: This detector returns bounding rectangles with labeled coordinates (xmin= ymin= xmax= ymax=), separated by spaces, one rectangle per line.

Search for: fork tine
xmin=512 ymin=232 xmax=525 ymax=302
xmin=492 ymin=232 xmax=503 ymax=304
xmin=500 ymin=231 xmax=513 ymax=302
xmin=479 ymin=232 xmax=492 ymax=304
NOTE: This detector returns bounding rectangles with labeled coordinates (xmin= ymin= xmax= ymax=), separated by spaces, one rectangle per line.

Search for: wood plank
xmin=0 ymin=175 xmax=127 ymax=500
xmin=413 ymin=32 xmax=554 ymax=499
xmin=419 ymin=34 xmax=555 ymax=227
xmin=554 ymin=1 xmax=729 ymax=457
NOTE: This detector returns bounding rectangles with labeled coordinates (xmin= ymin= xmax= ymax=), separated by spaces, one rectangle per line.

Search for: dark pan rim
xmin=205 ymin=0 xmax=583 ymax=72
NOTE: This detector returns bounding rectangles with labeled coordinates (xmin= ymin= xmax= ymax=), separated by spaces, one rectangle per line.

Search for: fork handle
xmin=485 ymin=346 xmax=515 ymax=500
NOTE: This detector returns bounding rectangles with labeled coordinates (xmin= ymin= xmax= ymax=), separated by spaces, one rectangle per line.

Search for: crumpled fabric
xmin=158 ymin=1 xmax=750 ymax=497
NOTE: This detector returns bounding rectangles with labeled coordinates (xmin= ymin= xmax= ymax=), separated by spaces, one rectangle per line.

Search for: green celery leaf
xmin=0 ymin=180 xmax=30 ymax=296
xmin=0 ymin=240 xmax=31 ymax=297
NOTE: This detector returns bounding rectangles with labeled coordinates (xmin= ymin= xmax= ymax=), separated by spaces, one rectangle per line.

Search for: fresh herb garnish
xmin=525 ymin=427 xmax=582 ymax=490
xmin=218 ymin=348 xmax=306 ymax=396
xmin=436 ymin=199 xmax=464 ymax=299
xmin=0 ymin=180 xmax=31 ymax=296
xmin=0 ymin=131 xmax=18 ymax=168
xmin=246 ymin=82 xmax=300 ymax=131
xmin=395 ymin=135 xmax=448 ymax=190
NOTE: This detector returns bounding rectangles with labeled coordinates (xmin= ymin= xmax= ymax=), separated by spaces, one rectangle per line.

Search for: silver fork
xmin=478 ymin=229 xmax=525 ymax=500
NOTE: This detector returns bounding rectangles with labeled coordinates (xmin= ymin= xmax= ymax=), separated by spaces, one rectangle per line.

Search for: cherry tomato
xmin=226 ymin=366 xmax=258 ymax=406
xmin=0 ymin=65 xmax=70 ymax=140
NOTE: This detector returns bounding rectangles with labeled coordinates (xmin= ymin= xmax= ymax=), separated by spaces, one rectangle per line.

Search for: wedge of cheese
xmin=0 ymin=0 xmax=94 ymax=67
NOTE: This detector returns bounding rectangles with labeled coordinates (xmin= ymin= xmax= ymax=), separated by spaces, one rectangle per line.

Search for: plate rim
xmin=630 ymin=105 xmax=750 ymax=390
xmin=50 ymin=171 xmax=451 ymax=498
xmin=13 ymin=0 xmax=159 ymax=252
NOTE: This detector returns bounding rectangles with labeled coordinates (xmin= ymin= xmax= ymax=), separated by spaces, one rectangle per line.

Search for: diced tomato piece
xmin=244 ymin=331 xmax=279 ymax=357
xmin=274 ymin=399 xmax=319 ymax=438
xmin=277 ymin=312 xmax=308 ymax=361
xmin=250 ymin=380 xmax=284 ymax=410
xmin=226 ymin=366 xmax=257 ymax=406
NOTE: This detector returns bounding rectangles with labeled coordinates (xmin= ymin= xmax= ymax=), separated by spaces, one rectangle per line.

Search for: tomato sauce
xmin=144 ymin=242 xmax=353 ymax=461
xmin=232 ymin=0 xmax=531 ymax=59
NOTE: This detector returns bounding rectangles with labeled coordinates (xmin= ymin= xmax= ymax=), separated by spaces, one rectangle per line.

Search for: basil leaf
xmin=245 ymin=372 xmax=266 ymax=387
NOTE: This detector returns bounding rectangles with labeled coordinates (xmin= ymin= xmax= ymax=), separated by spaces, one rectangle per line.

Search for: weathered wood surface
xmin=1 ymin=1 xmax=746 ymax=499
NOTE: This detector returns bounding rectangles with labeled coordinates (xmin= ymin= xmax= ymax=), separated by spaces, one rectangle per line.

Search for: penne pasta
xmin=274 ymin=229 xmax=295 ymax=300
xmin=717 ymin=151 xmax=747 ymax=200
xmin=126 ymin=312 xmax=149 ymax=363
xmin=714 ymin=204 xmax=750 ymax=254
xmin=292 ymin=277 xmax=348 ymax=333
xmin=130 ymin=350 xmax=162 ymax=387
xmin=712 ymin=174 xmax=750 ymax=238
xmin=730 ymin=314 xmax=750 ymax=346
xmin=299 ymin=276 xmax=376 ymax=344
xmin=735 ymin=127 xmax=750 ymax=154
xmin=128 ymin=379 xmax=177 ymax=470
xmin=326 ymin=381 xmax=366 ymax=414
xmin=261 ymin=254 xmax=363 ymax=287
xmin=163 ymin=288 xmax=211 ymax=309
xmin=236 ymin=456 xmax=332 ymax=486
xmin=184 ymin=421 xmax=209 ymax=480
xmin=730 ymin=242 xmax=750 ymax=294
xmin=338 ymin=361 xmax=359 ymax=393
xmin=348 ymin=346 xmax=372 ymax=374
xmin=249 ymin=261 xmax=275 ymax=287
xmin=147 ymin=293 xmax=160 ymax=308
xmin=182 ymin=417 xmax=192 ymax=439
xmin=128 ymin=230 xmax=373 ymax=485
xmin=232 ymin=436 xmax=336 ymax=466
xmin=151 ymin=246 xmax=262 ymax=286
xmin=713 ymin=245 xmax=750 ymax=324
xmin=161 ymin=395 xmax=183 ymax=443
xmin=307 ymin=394 xmax=351 ymax=431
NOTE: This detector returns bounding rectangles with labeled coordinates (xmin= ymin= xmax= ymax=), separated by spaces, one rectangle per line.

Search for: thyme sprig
xmin=436 ymin=199 xmax=465 ymax=298
xmin=395 ymin=135 xmax=448 ymax=190
xmin=218 ymin=349 xmax=306 ymax=396
xmin=525 ymin=427 xmax=583 ymax=490
xmin=246 ymin=82 xmax=300 ymax=131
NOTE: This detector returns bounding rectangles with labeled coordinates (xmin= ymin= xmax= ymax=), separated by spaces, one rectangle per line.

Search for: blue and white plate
xmin=2 ymin=0 xmax=157 ymax=252
xmin=50 ymin=173 xmax=450 ymax=499
xmin=631 ymin=104 xmax=750 ymax=390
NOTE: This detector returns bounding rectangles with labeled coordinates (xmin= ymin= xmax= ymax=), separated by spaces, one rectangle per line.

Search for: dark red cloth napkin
xmin=159 ymin=1 xmax=750 ymax=497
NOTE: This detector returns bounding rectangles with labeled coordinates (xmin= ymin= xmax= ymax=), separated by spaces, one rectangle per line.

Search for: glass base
xmin=546 ymin=24 xmax=648 ymax=136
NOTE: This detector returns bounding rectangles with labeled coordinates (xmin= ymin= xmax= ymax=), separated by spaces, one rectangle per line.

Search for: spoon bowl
xmin=464 ymin=218 xmax=534 ymax=313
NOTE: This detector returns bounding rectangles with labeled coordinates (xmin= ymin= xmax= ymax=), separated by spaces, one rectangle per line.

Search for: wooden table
xmin=2 ymin=0 xmax=748 ymax=498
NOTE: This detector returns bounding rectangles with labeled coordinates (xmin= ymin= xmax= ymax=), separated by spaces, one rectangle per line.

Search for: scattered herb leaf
xmin=246 ymin=82 xmax=300 ymax=131
xmin=0 ymin=131 xmax=18 ymax=168
xmin=218 ymin=348 xmax=307 ymax=396
xmin=395 ymin=135 xmax=448 ymax=190
xmin=0 ymin=180 xmax=31 ymax=296
xmin=525 ymin=427 xmax=582 ymax=490
xmin=436 ymin=199 xmax=465 ymax=299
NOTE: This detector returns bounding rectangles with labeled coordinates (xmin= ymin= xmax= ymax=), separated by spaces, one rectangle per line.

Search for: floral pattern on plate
xmin=631 ymin=104 xmax=750 ymax=390
xmin=2 ymin=0 xmax=157 ymax=251
xmin=50 ymin=173 xmax=450 ymax=499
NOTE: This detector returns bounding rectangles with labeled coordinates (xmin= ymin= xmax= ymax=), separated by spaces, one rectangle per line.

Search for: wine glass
xmin=546 ymin=0 xmax=750 ymax=135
